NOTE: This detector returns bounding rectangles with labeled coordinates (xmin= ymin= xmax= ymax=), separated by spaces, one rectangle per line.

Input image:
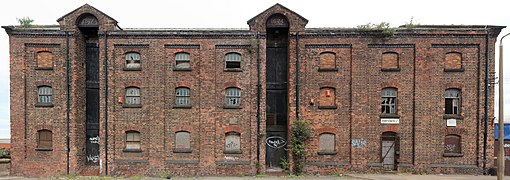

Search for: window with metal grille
xmin=175 ymin=52 xmax=190 ymax=69
xmin=225 ymin=87 xmax=241 ymax=106
xmin=319 ymin=133 xmax=335 ymax=154
xmin=381 ymin=88 xmax=397 ymax=115
xmin=125 ymin=87 xmax=141 ymax=105
xmin=225 ymin=53 xmax=241 ymax=69
xmin=38 ymin=86 xmax=53 ymax=104
xmin=125 ymin=52 xmax=141 ymax=69
xmin=445 ymin=89 xmax=461 ymax=115
xmin=37 ymin=129 xmax=52 ymax=150
xmin=125 ymin=131 xmax=141 ymax=151
xmin=175 ymin=87 xmax=190 ymax=105
xmin=444 ymin=134 xmax=461 ymax=154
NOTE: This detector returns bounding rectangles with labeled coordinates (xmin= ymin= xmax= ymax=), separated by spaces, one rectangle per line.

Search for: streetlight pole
xmin=498 ymin=32 xmax=509 ymax=180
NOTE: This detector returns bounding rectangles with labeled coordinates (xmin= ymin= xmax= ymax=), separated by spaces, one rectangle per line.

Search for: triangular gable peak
xmin=57 ymin=4 xmax=120 ymax=31
xmin=247 ymin=3 xmax=308 ymax=32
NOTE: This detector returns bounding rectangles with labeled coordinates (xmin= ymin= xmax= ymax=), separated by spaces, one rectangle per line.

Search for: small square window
xmin=225 ymin=53 xmax=241 ymax=69
xmin=125 ymin=52 xmax=141 ymax=70
xmin=175 ymin=53 xmax=191 ymax=69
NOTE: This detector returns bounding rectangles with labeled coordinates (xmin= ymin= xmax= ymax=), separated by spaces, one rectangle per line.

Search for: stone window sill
xmin=123 ymin=67 xmax=142 ymax=71
xmin=318 ymin=151 xmax=337 ymax=155
xmin=443 ymin=114 xmax=463 ymax=120
xmin=443 ymin=153 xmax=463 ymax=157
xmin=318 ymin=68 xmax=338 ymax=72
xmin=123 ymin=104 xmax=142 ymax=108
xmin=380 ymin=114 xmax=400 ymax=118
xmin=35 ymin=103 xmax=54 ymax=107
xmin=224 ymin=150 xmax=242 ymax=154
xmin=173 ymin=148 xmax=192 ymax=153
xmin=381 ymin=68 xmax=401 ymax=72
xmin=123 ymin=149 xmax=142 ymax=153
xmin=173 ymin=105 xmax=192 ymax=109
xmin=173 ymin=68 xmax=192 ymax=71
xmin=318 ymin=106 xmax=337 ymax=109
xmin=35 ymin=148 xmax=53 ymax=151
xmin=224 ymin=68 xmax=242 ymax=72
xmin=444 ymin=68 xmax=464 ymax=72
xmin=224 ymin=105 xmax=241 ymax=109
xmin=35 ymin=67 xmax=53 ymax=70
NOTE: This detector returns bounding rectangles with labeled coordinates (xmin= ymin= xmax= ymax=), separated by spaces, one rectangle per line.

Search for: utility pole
xmin=498 ymin=32 xmax=509 ymax=180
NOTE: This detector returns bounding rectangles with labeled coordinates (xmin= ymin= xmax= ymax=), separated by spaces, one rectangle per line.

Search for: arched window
xmin=381 ymin=88 xmax=397 ymax=115
xmin=444 ymin=134 xmax=461 ymax=155
xmin=125 ymin=52 xmax=141 ymax=69
xmin=319 ymin=133 xmax=335 ymax=154
xmin=445 ymin=89 xmax=461 ymax=115
xmin=125 ymin=87 xmax=141 ymax=105
xmin=319 ymin=52 xmax=336 ymax=70
xmin=225 ymin=132 xmax=241 ymax=154
xmin=225 ymin=53 xmax=241 ymax=69
xmin=175 ymin=87 xmax=190 ymax=105
xmin=225 ymin=87 xmax=241 ymax=106
xmin=174 ymin=131 xmax=191 ymax=153
xmin=38 ymin=86 xmax=53 ymax=104
xmin=381 ymin=52 xmax=399 ymax=70
xmin=445 ymin=52 xmax=462 ymax=70
xmin=175 ymin=52 xmax=190 ymax=69
xmin=36 ymin=51 xmax=53 ymax=69
xmin=319 ymin=87 xmax=336 ymax=108
xmin=125 ymin=131 xmax=141 ymax=151
xmin=37 ymin=130 xmax=52 ymax=150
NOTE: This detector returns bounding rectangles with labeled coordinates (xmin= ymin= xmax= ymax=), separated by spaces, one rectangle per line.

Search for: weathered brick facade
xmin=3 ymin=4 xmax=504 ymax=177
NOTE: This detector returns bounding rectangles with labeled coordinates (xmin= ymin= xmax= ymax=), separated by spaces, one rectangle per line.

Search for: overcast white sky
xmin=0 ymin=0 xmax=509 ymax=138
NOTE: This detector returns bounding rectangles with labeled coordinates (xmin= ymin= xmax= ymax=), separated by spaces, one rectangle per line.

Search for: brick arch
xmin=175 ymin=82 xmax=193 ymax=88
xmin=76 ymin=13 xmax=99 ymax=27
xmin=223 ymin=82 xmax=241 ymax=89
xmin=123 ymin=82 xmax=143 ymax=87
xmin=172 ymin=125 xmax=193 ymax=133
xmin=445 ymin=127 xmax=466 ymax=135
xmin=318 ymin=81 xmax=338 ymax=88
xmin=446 ymin=82 xmax=463 ymax=89
xmin=224 ymin=125 xmax=242 ymax=134
xmin=380 ymin=82 xmax=400 ymax=89
xmin=316 ymin=127 xmax=336 ymax=135
xmin=382 ymin=125 xmax=400 ymax=133
xmin=35 ymin=81 xmax=53 ymax=87
xmin=34 ymin=125 xmax=53 ymax=132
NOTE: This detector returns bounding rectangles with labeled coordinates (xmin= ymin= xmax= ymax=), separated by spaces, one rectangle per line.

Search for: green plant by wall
xmin=280 ymin=157 xmax=290 ymax=171
xmin=289 ymin=119 xmax=311 ymax=175
xmin=0 ymin=149 xmax=10 ymax=159
xmin=17 ymin=17 xmax=34 ymax=28
xmin=403 ymin=17 xmax=420 ymax=29
xmin=357 ymin=22 xmax=396 ymax=38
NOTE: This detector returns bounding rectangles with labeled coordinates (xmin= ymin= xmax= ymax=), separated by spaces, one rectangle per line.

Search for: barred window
xmin=37 ymin=129 xmax=52 ymax=150
xmin=381 ymin=88 xmax=397 ymax=115
xmin=38 ymin=86 xmax=53 ymax=104
xmin=125 ymin=87 xmax=141 ymax=105
xmin=225 ymin=87 xmax=241 ymax=106
xmin=125 ymin=131 xmax=141 ymax=150
xmin=225 ymin=53 xmax=241 ymax=69
xmin=175 ymin=87 xmax=190 ymax=105
xmin=125 ymin=52 xmax=141 ymax=69
xmin=445 ymin=89 xmax=461 ymax=115
xmin=175 ymin=52 xmax=190 ymax=69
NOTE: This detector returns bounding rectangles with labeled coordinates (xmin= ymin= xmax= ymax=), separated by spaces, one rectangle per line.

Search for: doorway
xmin=381 ymin=132 xmax=399 ymax=171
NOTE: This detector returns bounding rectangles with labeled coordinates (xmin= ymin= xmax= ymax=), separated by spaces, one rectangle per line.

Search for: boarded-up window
xmin=225 ymin=53 xmax=241 ymax=69
xmin=175 ymin=131 xmax=191 ymax=151
xmin=125 ymin=87 xmax=141 ymax=105
xmin=319 ymin=52 xmax=336 ymax=69
xmin=381 ymin=88 xmax=397 ymax=114
xmin=319 ymin=87 xmax=335 ymax=107
xmin=37 ymin=129 xmax=52 ymax=149
xmin=38 ymin=86 xmax=53 ymax=104
xmin=445 ymin=89 xmax=461 ymax=115
xmin=225 ymin=87 xmax=241 ymax=106
xmin=37 ymin=51 xmax=53 ymax=69
xmin=175 ymin=52 xmax=190 ymax=69
xmin=444 ymin=134 xmax=461 ymax=154
xmin=381 ymin=52 xmax=399 ymax=69
xmin=125 ymin=131 xmax=141 ymax=150
xmin=225 ymin=132 xmax=241 ymax=153
xmin=175 ymin=87 xmax=190 ymax=105
xmin=319 ymin=133 xmax=335 ymax=153
xmin=445 ymin=52 xmax=462 ymax=69
xmin=125 ymin=52 xmax=141 ymax=69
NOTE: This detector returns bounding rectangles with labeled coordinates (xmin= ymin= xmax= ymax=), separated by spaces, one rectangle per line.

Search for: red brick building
xmin=3 ymin=4 xmax=505 ymax=177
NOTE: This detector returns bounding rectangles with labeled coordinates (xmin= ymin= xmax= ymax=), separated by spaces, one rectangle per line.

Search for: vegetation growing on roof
xmin=357 ymin=22 xmax=395 ymax=38
xmin=17 ymin=17 xmax=34 ymax=28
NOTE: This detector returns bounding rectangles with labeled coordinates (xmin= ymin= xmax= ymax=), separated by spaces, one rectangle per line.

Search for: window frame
xmin=124 ymin=52 xmax=141 ymax=71
xmin=36 ymin=129 xmax=53 ymax=151
xmin=36 ymin=86 xmax=54 ymax=107
xmin=381 ymin=88 xmax=398 ymax=117
xmin=124 ymin=87 xmax=141 ymax=108
xmin=174 ymin=87 xmax=191 ymax=108
xmin=225 ymin=52 xmax=242 ymax=71
xmin=124 ymin=131 xmax=141 ymax=152
xmin=174 ymin=52 xmax=191 ymax=71
xmin=173 ymin=131 xmax=192 ymax=153
xmin=318 ymin=133 xmax=337 ymax=155
xmin=224 ymin=87 xmax=241 ymax=108
xmin=444 ymin=89 xmax=462 ymax=118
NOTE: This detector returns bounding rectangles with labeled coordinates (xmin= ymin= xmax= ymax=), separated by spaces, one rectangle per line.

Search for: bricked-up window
xmin=125 ymin=131 xmax=141 ymax=151
xmin=381 ymin=52 xmax=399 ymax=70
xmin=225 ymin=53 xmax=241 ymax=69
xmin=37 ymin=86 xmax=53 ymax=104
xmin=445 ymin=89 xmax=461 ymax=115
xmin=36 ymin=51 xmax=53 ymax=69
xmin=37 ymin=129 xmax=52 ymax=150
xmin=175 ymin=87 xmax=190 ymax=106
xmin=319 ymin=133 xmax=336 ymax=154
xmin=319 ymin=87 xmax=336 ymax=108
xmin=319 ymin=52 xmax=336 ymax=70
xmin=125 ymin=87 xmax=141 ymax=106
xmin=225 ymin=87 xmax=241 ymax=107
xmin=175 ymin=52 xmax=190 ymax=69
xmin=381 ymin=88 xmax=397 ymax=115
xmin=225 ymin=132 xmax=241 ymax=154
xmin=125 ymin=52 xmax=141 ymax=69
xmin=444 ymin=134 xmax=462 ymax=156
xmin=174 ymin=131 xmax=191 ymax=153
xmin=445 ymin=52 xmax=462 ymax=70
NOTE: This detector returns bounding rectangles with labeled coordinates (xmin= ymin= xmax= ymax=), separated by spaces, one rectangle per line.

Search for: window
xmin=225 ymin=132 xmax=241 ymax=154
xmin=319 ymin=87 xmax=336 ymax=109
xmin=444 ymin=134 xmax=462 ymax=156
xmin=125 ymin=131 xmax=141 ymax=151
xmin=381 ymin=52 xmax=399 ymax=70
xmin=174 ymin=131 xmax=191 ymax=153
xmin=125 ymin=87 xmax=141 ymax=106
xmin=37 ymin=86 xmax=53 ymax=104
xmin=319 ymin=52 xmax=336 ymax=70
xmin=36 ymin=51 xmax=53 ymax=69
xmin=175 ymin=52 xmax=190 ymax=69
xmin=319 ymin=133 xmax=336 ymax=155
xmin=225 ymin=87 xmax=241 ymax=107
xmin=445 ymin=52 xmax=462 ymax=70
xmin=175 ymin=87 xmax=190 ymax=106
xmin=37 ymin=130 xmax=52 ymax=150
xmin=225 ymin=53 xmax=241 ymax=69
xmin=381 ymin=88 xmax=397 ymax=115
xmin=445 ymin=89 xmax=461 ymax=115
xmin=125 ymin=52 xmax=141 ymax=69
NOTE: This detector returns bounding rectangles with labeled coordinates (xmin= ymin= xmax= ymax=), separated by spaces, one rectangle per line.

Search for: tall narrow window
xmin=319 ymin=133 xmax=336 ymax=155
xmin=174 ymin=131 xmax=191 ymax=153
xmin=225 ymin=53 xmax=241 ymax=69
xmin=319 ymin=52 xmax=336 ymax=70
xmin=125 ymin=52 xmax=141 ymax=69
xmin=445 ymin=89 xmax=461 ymax=115
xmin=381 ymin=52 xmax=399 ymax=70
xmin=175 ymin=52 xmax=190 ymax=69
xmin=175 ymin=87 xmax=190 ymax=106
xmin=319 ymin=87 xmax=336 ymax=109
xmin=37 ymin=130 xmax=52 ymax=150
xmin=381 ymin=88 xmax=397 ymax=115
xmin=444 ymin=134 xmax=462 ymax=156
xmin=37 ymin=86 xmax=53 ymax=104
xmin=36 ymin=51 xmax=53 ymax=69
xmin=125 ymin=131 xmax=141 ymax=151
xmin=225 ymin=87 xmax=241 ymax=107
xmin=225 ymin=132 xmax=241 ymax=154
xmin=125 ymin=87 xmax=141 ymax=106
xmin=445 ymin=52 xmax=462 ymax=70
